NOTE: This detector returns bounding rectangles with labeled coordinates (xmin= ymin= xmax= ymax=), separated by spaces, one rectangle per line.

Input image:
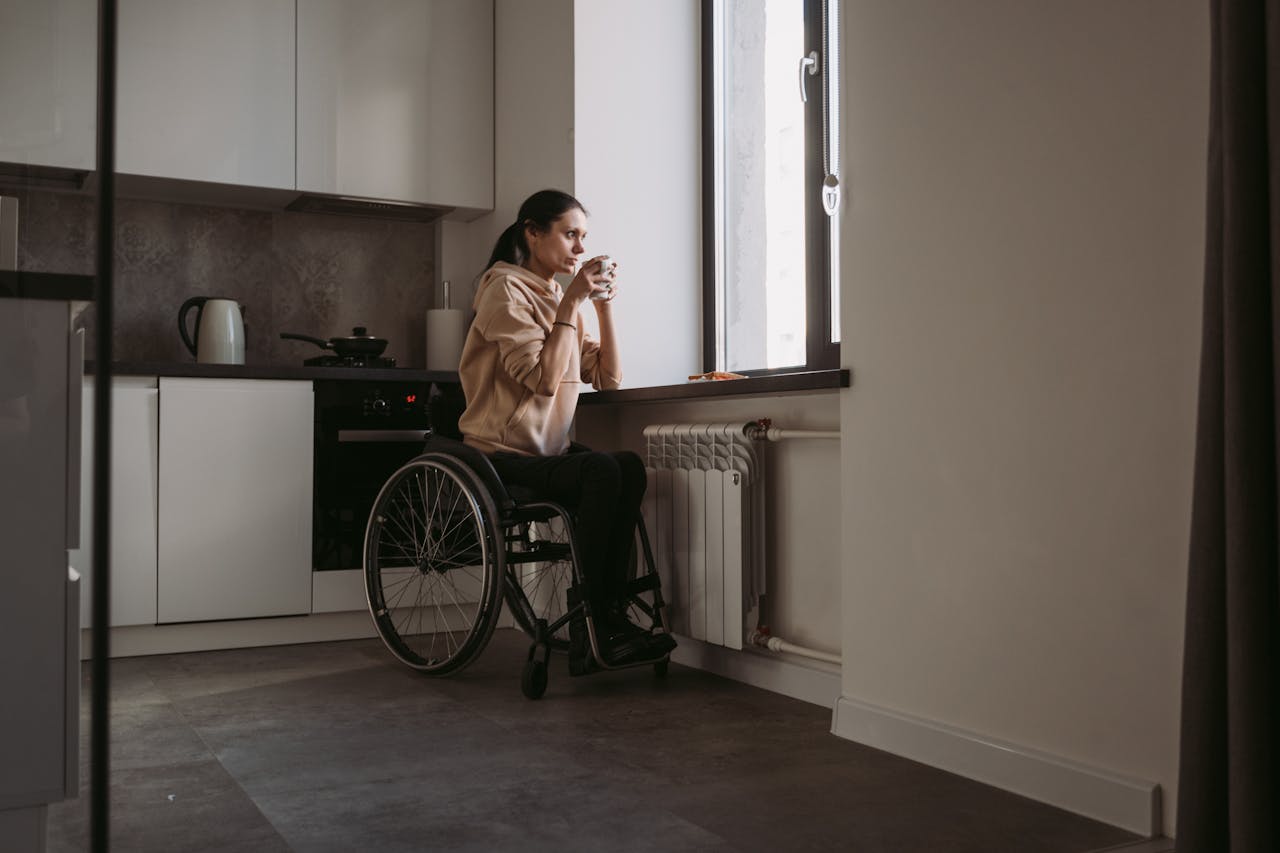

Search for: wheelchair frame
xmin=362 ymin=435 xmax=672 ymax=699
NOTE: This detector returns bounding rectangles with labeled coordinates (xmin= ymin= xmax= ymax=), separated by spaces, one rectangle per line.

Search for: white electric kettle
xmin=178 ymin=296 xmax=245 ymax=364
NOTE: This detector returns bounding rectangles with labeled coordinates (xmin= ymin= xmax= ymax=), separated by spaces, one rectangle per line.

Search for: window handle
xmin=799 ymin=50 xmax=819 ymax=102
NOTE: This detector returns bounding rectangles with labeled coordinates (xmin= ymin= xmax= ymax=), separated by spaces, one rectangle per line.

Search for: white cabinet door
xmin=69 ymin=377 xmax=160 ymax=628
xmin=297 ymin=0 xmax=494 ymax=210
xmin=157 ymin=378 xmax=313 ymax=623
xmin=0 ymin=0 xmax=97 ymax=170
xmin=117 ymin=0 xmax=295 ymax=189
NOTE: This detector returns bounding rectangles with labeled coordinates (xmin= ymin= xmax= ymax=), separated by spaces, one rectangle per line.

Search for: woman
xmin=457 ymin=189 xmax=674 ymax=666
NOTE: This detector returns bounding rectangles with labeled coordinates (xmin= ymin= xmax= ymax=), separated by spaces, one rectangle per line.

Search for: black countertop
xmin=90 ymin=361 xmax=461 ymax=384
xmin=87 ymin=362 xmax=849 ymax=403
xmin=578 ymin=369 xmax=850 ymax=405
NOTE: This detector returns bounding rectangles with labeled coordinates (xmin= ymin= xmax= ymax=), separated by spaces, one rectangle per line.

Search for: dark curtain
xmin=1175 ymin=1 xmax=1280 ymax=851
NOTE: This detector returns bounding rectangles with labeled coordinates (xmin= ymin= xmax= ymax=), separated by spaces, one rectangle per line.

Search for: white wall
xmin=573 ymin=0 xmax=702 ymax=388
xmin=837 ymin=0 xmax=1208 ymax=837
xmin=437 ymin=0 xmax=576 ymax=313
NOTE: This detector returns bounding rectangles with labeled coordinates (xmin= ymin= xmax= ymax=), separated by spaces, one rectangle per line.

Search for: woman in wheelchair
xmin=364 ymin=189 xmax=672 ymax=696
xmin=455 ymin=189 xmax=676 ymax=669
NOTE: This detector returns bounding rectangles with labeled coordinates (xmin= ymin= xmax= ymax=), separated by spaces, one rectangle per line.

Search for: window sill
xmin=579 ymin=368 xmax=850 ymax=406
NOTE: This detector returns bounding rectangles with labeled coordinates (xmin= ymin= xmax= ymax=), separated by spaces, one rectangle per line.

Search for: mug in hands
xmin=591 ymin=256 xmax=615 ymax=301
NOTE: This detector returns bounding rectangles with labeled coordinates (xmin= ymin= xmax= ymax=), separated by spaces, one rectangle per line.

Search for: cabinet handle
xmin=66 ymin=328 xmax=84 ymax=548
xmin=336 ymin=429 xmax=429 ymax=443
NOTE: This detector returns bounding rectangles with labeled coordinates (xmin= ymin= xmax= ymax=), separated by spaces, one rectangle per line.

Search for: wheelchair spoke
xmin=504 ymin=518 xmax=575 ymax=650
xmin=438 ymin=569 xmax=481 ymax=633
xmin=385 ymin=482 xmax=425 ymax=561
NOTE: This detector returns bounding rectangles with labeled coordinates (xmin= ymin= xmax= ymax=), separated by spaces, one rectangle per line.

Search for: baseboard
xmin=670 ymin=634 xmax=842 ymax=709
xmin=832 ymin=696 xmax=1161 ymax=837
xmin=81 ymin=611 xmax=378 ymax=659
xmin=1084 ymin=838 xmax=1174 ymax=853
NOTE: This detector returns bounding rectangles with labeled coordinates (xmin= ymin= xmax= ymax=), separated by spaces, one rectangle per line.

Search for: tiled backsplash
xmin=13 ymin=188 xmax=437 ymax=367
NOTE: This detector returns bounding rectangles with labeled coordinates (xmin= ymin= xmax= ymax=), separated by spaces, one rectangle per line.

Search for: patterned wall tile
xmin=11 ymin=188 xmax=437 ymax=367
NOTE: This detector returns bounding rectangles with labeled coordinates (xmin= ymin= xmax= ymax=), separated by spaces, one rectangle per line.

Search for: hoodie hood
xmin=473 ymin=261 xmax=560 ymax=310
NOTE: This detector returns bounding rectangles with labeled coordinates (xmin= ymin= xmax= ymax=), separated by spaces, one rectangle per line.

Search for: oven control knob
xmin=372 ymin=397 xmax=389 ymax=414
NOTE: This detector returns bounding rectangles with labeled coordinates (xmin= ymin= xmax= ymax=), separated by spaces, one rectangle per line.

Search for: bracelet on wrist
xmin=553 ymin=320 xmax=576 ymax=331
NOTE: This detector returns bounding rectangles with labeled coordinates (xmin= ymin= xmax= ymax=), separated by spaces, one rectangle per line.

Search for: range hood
xmin=0 ymin=162 xmax=90 ymax=192
xmin=286 ymin=193 xmax=452 ymax=223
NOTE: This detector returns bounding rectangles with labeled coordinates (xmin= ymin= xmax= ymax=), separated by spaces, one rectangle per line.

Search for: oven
xmin=311 ymin=377 xmax=464 ymax=571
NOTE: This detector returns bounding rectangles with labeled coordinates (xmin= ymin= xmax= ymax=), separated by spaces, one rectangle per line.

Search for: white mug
xmin=591 ymin=256 xmax=613 ymax=301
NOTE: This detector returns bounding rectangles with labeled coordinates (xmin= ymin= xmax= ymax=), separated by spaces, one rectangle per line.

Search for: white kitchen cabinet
xmin=157 ymin=378 xmax=313 ymax=623
xmin=68 ymin=376 xmax=159 ymax=629
xmin=117 ymin=0 xmax=295 ymax=189
xmin=297 ymin=0 xmax=494 ymax=210
xmin=0 ymin=0 xmax=97 ymax=171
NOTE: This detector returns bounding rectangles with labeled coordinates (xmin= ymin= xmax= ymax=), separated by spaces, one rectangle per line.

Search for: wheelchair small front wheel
xmin=521 ymin=659 xmax=548 ymax=699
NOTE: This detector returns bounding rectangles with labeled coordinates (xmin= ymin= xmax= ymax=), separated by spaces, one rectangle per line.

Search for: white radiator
xmin=642 ymin=424 xmax=765 ymax=650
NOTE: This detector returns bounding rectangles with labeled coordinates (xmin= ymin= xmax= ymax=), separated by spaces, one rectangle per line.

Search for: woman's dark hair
xmin=487 ymin=189 xmax=587 ymax=268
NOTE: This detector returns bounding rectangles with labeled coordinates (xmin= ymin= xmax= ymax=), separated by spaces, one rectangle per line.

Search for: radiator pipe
xmin=747 ymin=418 xmax=839 ymax=442
xmin=748 ymin=628 xmax=841 ymax=665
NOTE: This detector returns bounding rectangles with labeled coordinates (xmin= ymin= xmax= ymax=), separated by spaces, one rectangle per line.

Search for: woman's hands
xmin=542 ymin=254 xmax=622 ymax=394
xmin=565 ymin=255 xmax=618 ymax=306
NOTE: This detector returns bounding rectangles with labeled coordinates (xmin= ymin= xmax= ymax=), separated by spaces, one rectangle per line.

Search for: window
xmin=703 ymin=0 xmax=840 ymax=374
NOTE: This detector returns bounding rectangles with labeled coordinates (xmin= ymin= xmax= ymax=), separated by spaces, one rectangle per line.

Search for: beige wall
xmin=480 ymin=0 xmax=1209 ymax=835
xmin=838 ymin=0 xmax=1208 ymax=835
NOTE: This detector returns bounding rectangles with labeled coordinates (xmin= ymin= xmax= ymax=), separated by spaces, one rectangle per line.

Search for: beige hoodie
xmin=458 ymin=262 xmax=622 ymax=456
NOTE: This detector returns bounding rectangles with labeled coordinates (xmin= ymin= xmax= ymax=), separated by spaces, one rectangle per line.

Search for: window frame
xmin=701 ymin=0 xmax=839 ymax=376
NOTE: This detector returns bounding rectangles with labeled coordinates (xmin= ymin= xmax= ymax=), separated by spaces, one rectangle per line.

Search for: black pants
xmin=489 ymin=449 xmax=646 ymax=612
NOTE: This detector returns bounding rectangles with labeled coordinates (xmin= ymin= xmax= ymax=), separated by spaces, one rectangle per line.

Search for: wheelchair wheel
xmin=504 ymin=517 xmax=575 ymax=651
xmin=521 ymin=658 xmax=548 ymax=699
xmin=364 ymin=455 xmax=505 ymax=675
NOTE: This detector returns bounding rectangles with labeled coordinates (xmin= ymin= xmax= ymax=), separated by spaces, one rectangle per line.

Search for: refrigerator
xmin=0 ymin=194 xmax=83 ymax=850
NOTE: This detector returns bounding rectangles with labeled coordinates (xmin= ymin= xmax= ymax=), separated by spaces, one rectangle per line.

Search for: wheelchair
xmin=362 ymin=433 xmax=673 ymax=699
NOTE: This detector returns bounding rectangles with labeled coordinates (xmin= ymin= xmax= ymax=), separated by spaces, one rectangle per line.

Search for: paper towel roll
xmin=426 ymin=308 xmax=466 ymax=371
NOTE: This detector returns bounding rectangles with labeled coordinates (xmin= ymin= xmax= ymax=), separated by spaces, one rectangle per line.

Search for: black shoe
xmin=647 ymin=632 xmax=677 ymax=656
xmin=599 ymin=611 xmax=677 ymax=662
xmin=599 ymin=610 xmax=649 ymax=642
xmin=601 ymin=630 xmax=677 ymax=665
xmin=597 ymin=624 xmax=657 ymax=663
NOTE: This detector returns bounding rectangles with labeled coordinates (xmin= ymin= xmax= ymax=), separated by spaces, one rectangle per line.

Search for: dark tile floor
xmin=48 ymin=630 xmax=1143 ymax=852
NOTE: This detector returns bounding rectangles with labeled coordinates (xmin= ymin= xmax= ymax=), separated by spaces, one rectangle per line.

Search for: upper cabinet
xmin=0 ymin=0 xmax=98 ymax=171
xmin=297 ymin=0 xmax=494 ymax=211
xmin=116 ymin=0 xmax=295 ymax=189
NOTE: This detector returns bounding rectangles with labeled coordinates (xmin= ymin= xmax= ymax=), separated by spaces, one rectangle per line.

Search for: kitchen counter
xmin=579 ymin=368 xmax=850 ymax=405
xmin=88 ymin=361 xmax=461 ymax=384
xmin=86 ymin=363 xmax=848 ymax=397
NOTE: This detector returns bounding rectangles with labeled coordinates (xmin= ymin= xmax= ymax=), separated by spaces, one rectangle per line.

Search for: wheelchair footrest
xmin=625 ymin=573 xmax=662 ymax=595
xmin=506 ymin=542 xmax=572 ymax=564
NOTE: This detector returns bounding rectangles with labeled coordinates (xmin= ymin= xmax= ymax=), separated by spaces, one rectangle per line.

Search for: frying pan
xmin=280 ymin=326 xmax=389 ymax=358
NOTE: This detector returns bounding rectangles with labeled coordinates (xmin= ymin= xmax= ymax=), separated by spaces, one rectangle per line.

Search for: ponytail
xmin=487 ymin=221 xmax=528 ymax=268
xmin=485 ymin=189 xmax=587 ymax=271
